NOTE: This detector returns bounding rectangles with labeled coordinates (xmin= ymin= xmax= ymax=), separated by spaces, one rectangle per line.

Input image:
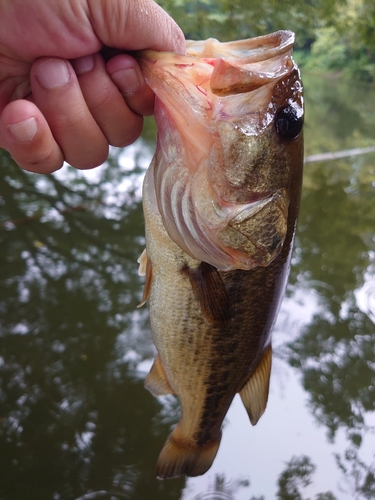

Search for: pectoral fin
xmin=137 ymin=249 xmax=153 ymax=307
xmin=183 ymin=262 xmax=231 ymax=325
xmin=137 ymin=248 xmax=147 ymax=276
xmin=145 ymin=354 xmax=174 ymax=396
xmin=239 ymin=344 xmax=272 ymax=425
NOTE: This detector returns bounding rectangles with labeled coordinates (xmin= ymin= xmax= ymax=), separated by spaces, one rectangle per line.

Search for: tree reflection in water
xmin=0 ymin=140 xmax=185 ymax=500
xmin=276 ymin=456 xmax=336 ymax=500
xmin=183 ymin=458 xmax=338 ymax=500
xmin=284 ymin=154 xmax=375 ymax=498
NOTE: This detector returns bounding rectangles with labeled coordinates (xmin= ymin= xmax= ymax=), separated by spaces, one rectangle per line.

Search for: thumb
xmin=87 ymin=0 xmax=185 ymax=54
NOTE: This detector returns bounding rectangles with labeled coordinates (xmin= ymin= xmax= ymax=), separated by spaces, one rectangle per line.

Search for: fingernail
xmin=36 ymin=59 xmax=70 ymax=89
xmin=111 ymin=68 xmax=140 ymax=95
xmin=73 ymin=55 xmax=95 ymax=75
xmin=8 ymin=117 xmax=38 ymax=142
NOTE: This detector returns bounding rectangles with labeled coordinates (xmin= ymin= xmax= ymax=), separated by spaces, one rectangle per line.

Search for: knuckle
xmin=111 ymin=119 xmax=142 ymax=148
xmin=66 ymin=144 xmax=109 ymax=170
xmin=26 ymin=147 xmax=64 ymax=172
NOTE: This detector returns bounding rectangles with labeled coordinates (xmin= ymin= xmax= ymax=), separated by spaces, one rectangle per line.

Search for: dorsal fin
xmin=145 ymin=354 xmax=174 ymax=396
xmin=137 ymin=249 xmax=153 ymax=308
xmin=183 ymin=262 xmax=231 ymax=325
xmin=239 ymin=344 xmax=272 ymax=425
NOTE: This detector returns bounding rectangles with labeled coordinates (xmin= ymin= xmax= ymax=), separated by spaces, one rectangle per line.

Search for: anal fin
xmin=145 ymin=354 xmax=174 ymax=396
xmin=239 ymin=344 xmax=272 ymax=425
xmin=137 ymin=249 xmax=153 ymax=307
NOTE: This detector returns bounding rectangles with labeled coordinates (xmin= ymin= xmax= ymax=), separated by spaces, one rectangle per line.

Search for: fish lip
xmin=185 ymin=30 xmax=295 ymax=63
xmin=137 ymin=30 xmax=295 ymax=63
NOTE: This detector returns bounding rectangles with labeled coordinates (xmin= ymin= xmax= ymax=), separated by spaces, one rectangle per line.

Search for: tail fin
xmin=156 ymin=426 xmax=222 ymax=479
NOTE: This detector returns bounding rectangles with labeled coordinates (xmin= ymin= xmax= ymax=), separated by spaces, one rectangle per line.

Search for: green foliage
xmin=157 ymin=0 xmax=375 ymax=82
xmin=303 ymin=22 xmax=375 ymax=82
xmin=308 ymin=27 xmax=347 ymax=71
xmin=156 ymin=0 xmax=336 ymax=44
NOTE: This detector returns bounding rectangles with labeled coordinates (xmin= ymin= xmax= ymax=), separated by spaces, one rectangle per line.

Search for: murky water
xmin=1 ymin=72 xmax=374 ymax=500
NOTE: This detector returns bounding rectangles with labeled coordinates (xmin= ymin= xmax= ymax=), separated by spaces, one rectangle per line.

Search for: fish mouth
xmin=216 ymin=190 xmax=289 ymax=269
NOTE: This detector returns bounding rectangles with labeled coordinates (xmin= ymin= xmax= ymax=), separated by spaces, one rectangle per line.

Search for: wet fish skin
xmin=141 ymin=149 xmax=301 ymax=479
xmin=137 ymin=31 xmax=304 ymax=479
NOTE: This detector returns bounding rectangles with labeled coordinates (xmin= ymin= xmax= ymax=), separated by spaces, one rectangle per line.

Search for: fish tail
xmin=156 ymin=425 xmax=222 ymax=479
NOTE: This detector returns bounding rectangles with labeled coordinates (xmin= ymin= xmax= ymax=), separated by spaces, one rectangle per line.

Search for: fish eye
xmin=275 ymin=103 xmax=303 ymax=139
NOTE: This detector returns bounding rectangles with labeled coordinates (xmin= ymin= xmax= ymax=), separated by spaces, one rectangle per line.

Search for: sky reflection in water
xmin=0 ymin=73 xmax=375 ymax=500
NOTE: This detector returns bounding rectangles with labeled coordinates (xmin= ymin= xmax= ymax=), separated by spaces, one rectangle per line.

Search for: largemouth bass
xmin=137 ymin=30 xmax=304 ymax=479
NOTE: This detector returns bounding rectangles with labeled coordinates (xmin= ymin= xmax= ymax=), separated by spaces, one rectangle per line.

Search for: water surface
xmin=0 ymin=72 xmax=374 ymax=499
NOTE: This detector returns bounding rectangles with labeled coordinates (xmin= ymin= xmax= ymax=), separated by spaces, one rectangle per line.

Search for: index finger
xmin=88 ymin=0 xmax=186 ymax=54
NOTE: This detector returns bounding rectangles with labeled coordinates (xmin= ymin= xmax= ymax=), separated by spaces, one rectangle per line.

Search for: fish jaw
xmin=138 ymin=31 xmax=304 ymax=271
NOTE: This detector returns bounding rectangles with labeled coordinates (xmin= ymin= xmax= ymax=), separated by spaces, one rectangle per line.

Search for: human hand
xmin=0 ymin=0 xmax=185 ymax=173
